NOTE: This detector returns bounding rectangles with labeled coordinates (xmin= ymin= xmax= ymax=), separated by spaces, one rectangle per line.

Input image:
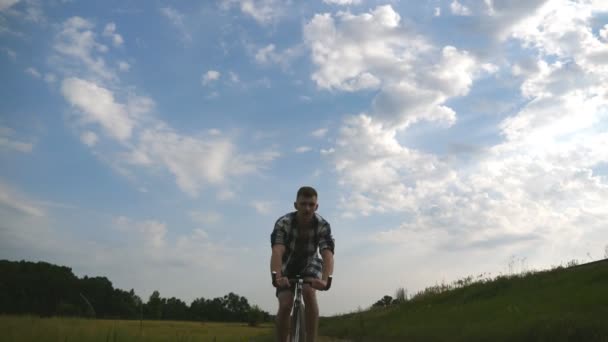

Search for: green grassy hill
xmin=319 ymin=259 xmax=608 ymax=341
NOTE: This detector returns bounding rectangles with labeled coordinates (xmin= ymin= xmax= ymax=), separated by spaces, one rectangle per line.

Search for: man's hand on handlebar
xmin=310 ymin=278 xmax=327 ymax=290
xmin=272 ymin=271 xmax=332 ymax=291
xmin=275 ymin=275 xmax=290 ymax=288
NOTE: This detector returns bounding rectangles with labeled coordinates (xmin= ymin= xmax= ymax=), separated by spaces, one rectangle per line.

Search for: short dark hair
xmin=297 ymin=186 xmax=318 ymax=199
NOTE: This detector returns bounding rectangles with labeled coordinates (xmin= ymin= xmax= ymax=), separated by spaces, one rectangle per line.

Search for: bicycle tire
xmin=290 ymin=302 xmax=306 ymax=342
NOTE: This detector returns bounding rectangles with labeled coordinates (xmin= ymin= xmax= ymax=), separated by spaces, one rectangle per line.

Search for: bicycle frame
xmin=272 ymin=272 xmax=332 ymax=342
xmin=291 ymin=277 xmax=306 ymax=342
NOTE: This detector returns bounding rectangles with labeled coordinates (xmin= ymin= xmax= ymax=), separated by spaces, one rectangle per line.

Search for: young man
xmin=270 ymin=186 xmax=335 ymax=342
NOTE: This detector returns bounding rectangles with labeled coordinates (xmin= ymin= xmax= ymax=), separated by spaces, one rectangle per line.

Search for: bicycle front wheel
xmin=290 ymin=303 xmax=306 ymax=342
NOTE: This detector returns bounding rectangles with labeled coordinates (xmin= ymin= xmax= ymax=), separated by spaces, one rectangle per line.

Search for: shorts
xmin=275 ymin=258 xmax=323 ymax=297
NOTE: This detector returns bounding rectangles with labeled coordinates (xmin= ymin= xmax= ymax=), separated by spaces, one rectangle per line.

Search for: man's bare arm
xmin=321 ymin=249 xmax=334 ymax=281
xmin=271 ymin=244 xmax=286 ymax=276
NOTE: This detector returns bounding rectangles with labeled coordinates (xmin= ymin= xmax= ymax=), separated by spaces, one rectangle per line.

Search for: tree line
xmin=0 ymin=260 xmax=271 ymax=325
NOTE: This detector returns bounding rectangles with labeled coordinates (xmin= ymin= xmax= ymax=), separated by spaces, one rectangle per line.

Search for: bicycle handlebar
xmin=272 ymin=271 xmax=332 ymax=291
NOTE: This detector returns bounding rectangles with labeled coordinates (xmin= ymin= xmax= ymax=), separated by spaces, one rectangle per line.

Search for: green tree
xmin=247 ymin=305 xmax=266 ymax=327
xmin=146 ymin=290 xmax=163 ymax=320
xmin=373 ymin=295 xmax=394 ymax=308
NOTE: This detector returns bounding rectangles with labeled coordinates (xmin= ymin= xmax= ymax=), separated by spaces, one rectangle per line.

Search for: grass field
xmin=0 ymin=316 xmax=357 ymax=341
xmin=318 ymin=259 xmax=608 ymax=341
xmin=3 ymin=260 xmax=607 ymax=341
xmin=0 ymin=316 xmax=275 ymax=342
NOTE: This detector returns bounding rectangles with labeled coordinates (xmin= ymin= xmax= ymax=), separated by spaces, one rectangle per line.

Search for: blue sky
xmin=1 ymin=0 xmax=608 ymax=315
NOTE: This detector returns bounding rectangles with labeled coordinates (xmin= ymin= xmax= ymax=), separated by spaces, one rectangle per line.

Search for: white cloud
xmin=3 ymin=47 xmax=16 ymax=60
xmin=600 ymin=24 xmax=608 ymax=41
xmin=25 ymin=67 xmax=41 ymax=78
xmin=254 ymin=44 xmax=303 ymax=70
xmin=0 ymin=0 xmax=20 ymax=11
xmin=118 ymin=61 xmax=130 ymax=71
xmin=44 ymin=73 xmax=56 ymax=83
xmin=0 ymin=182 xmax=44 ymax=217
xmin=434 ymin=7 xmax=441 ymax=17
xmin=255 ymin=44 xmax=273 ymax=63
xmin=324 ymin=0 xmax=361 ymax=5
xmin=251 ymin=201 xmax=274 ymax=215
xmin=0 ymin=126 xmax=33 ymax=153
xmin=80 ymin=131 xmax=98 ymax=146
xmin=206 ymin=91 xmax=219 ymax=99
xmin=127 ymin=125 xmax=280 ymax=197
xmin=220 ymin=0 xmax=284 ymax=25
xmin=201 ymin=70 xmax=220 ymax=85
xmin=160 ymin=6 xmax=191 ymax=43
xmin=304 ymin=5 xmax=485 ymax=130
xmin=61 ymin=77 xmax=136 ymax=141
xmin=328 ymin=114 xmax=454 ymax=217
xmin=304 ymin=6 xmax=407 ymax=92
xmin=321 ymin=1 xmax=608 ymax=262
xmin=103 ymin=22 xmax=124 ymax=47
xmin=437 ymin=0 xmax=549 ymax=41
xmin=295 ymin=146 xmax=312 ymax=153
xmin=114 ymin=216 xmax=167 ymax=248
xmin=53 ymin=17 xmax=115 ymax=80
xmin=450 ymin=0 xmax=472 ymax=16
xmin=23 ymin=0 xmax=45 ymax=24
xmin=228 ymin=71 xmax=240 ymax=83
xmin=108 ymin=215 xmax=243 ymax=273
xmin=311 ymin=127 xmax=328 ymax=138
xmin=320 ymin=147 xmax=334 ymax=155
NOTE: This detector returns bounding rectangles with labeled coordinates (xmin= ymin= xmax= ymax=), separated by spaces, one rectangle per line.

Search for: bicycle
xmin=272 ymin=271 xmax=333 ymax=342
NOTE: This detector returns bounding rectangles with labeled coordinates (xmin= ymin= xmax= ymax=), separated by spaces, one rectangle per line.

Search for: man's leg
xmin=302 ymin=284 xmax=318 ymax=342
xmin=276 ymin=290 xmax=293 ymax=342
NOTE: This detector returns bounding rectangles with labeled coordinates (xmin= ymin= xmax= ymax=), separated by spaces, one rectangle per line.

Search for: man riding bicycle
xmin=270 ymin=186 xmax=335 ymax=342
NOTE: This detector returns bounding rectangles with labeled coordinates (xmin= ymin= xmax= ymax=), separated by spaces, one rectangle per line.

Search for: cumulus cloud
xmin=118 ymin=61 xmax=130 ymax=71
xmin=450 ymin=0 xmax=472 ymax=16
xmin=304 ymin=5 xmax=485 ymax=131
xmin=254 ymin=44 xmax=302 ymax=70
xmin=44 ymin=73 xmax=56 ymax=83
xmin=328 ymin=114 xmax=455 ymax=217
xmin=61 ymin=77 xmax=136 ymax=141
xmin=600 ymin=24 xmax=608 ymax=41
xmin=160 ymin=6 xmax=191 ymax=43
xmin=323 ymin=0 xmax=361 ymax=5
xmin=295 ymin=146 xmax=312 ymax=153
xmin=47 ymin=11 xmax=297 ymax=201
xmin=251 ymin=201 xmax=274 ymax=215
xmin=311 ymin=127 xmax=328 ymax=138
xmin=114 ymin=216 xmax=167 ymax=248
xmin=435 ymin=0 xmax=549 ymax=42
xmin=25 ymin=67 xmax=41 ymax=78
xmin=53 ymin=16 xmax=115 ymax=80
xmin=124 ymin=124 xmax=280 ymax=197
xmin=0 ymin=0 xmax=20 ymax=11
xmin=220 ymin=0 xmax=284 ymax=25
xmin=201 ymin=70 xmax=220 ymax=85
xmin=110 ymin=215 xmax=243 ymax=272
xmin=3 ymin=47 xmax=17 ymax=60
xmin=80 ymin=131 xmax=98 ymax=146
xmin=228 ymin=71 xmax=240 ymax=84
xmin=102 ymin=22 xmax=124 ymax=47
xmin=316 ymin=1 xmax=608 ymax=259
xmin=0 ymin=126 xmax=34 ymax=153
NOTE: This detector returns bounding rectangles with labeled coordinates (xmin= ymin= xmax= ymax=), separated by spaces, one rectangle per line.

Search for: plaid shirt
xmin=270 ymin=212 xmax=335 ymax=277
